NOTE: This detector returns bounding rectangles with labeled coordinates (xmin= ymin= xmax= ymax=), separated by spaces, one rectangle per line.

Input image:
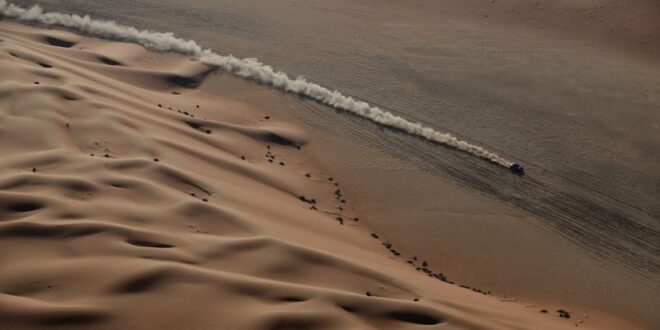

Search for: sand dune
xmin=0 ymin=20 xmax=644 ymax=330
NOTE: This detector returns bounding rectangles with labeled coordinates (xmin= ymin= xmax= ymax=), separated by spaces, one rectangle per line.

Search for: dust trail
xmin=0 ymin=1 xmax=514 ymax=167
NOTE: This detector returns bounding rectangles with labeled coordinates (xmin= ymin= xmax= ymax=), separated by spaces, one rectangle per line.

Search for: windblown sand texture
xmin=0 ymin=21 xmax=618 ymax=330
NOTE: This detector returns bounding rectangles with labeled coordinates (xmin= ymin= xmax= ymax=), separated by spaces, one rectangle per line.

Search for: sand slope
xmin=0 ymin=21 xmax=637 ymax=330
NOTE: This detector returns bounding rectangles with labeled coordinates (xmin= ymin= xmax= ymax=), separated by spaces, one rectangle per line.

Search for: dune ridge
xmin=0 ymin=0 xmax=515 ymax=168
xmin=0 ymin=20 xmax=610 ymax=330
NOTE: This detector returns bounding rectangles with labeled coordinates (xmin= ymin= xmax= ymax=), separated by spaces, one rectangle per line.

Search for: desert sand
xmin=5 ymin=5 xmax=657 ymax=327
xmin=1 ymin=20 xmax=638 ymax=330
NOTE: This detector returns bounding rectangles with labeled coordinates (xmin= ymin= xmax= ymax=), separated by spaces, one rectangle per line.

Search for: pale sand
xmin=1 ymin=20 xmax=634 ymax=330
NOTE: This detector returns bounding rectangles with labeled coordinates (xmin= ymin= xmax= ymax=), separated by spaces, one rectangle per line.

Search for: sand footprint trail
xmin=0 ymin=21 xmax=583 ymax=330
